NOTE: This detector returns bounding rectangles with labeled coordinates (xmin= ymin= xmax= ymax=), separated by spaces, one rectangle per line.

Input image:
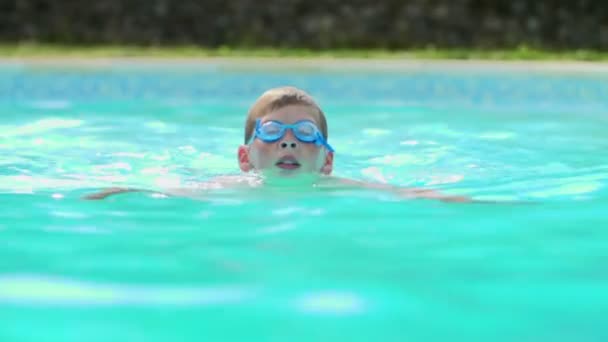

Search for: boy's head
xmin=238 ymin=86 xmax=334 ymax=176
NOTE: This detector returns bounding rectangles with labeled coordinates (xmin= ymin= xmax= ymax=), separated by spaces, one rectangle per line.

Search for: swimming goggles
xmin=248 ymin=119 xmax=334 ymax=152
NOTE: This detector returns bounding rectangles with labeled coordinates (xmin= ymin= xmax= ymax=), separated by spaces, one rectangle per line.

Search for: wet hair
xmin=244 ymin=86 xmax=328 ymax=144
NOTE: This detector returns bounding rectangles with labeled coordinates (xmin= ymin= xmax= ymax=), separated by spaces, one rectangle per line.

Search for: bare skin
xmin=83 ymin=187 xmax=159 ymax=200
xmin=83 ymin=174 xmax=470 ymax=202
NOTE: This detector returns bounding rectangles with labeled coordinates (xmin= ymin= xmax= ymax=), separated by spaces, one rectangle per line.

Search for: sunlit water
xmin=1 ymin=60 xmax=607 ymax=341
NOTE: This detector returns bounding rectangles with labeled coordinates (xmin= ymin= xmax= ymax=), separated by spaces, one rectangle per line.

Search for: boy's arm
xmin=329 ymin=177 xmax=471 ymax=203
xmin=83 ymin=187 xmax=151 ymax=200
xmin=82 ymin=175 xmax=253 ymax=200
xmin=82 ymin=187 xmax=198 ymax=200
xmin=395 ymin=187 xmax=470 ymax=202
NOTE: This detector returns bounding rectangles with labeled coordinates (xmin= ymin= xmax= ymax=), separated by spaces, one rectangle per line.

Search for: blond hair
xmin=244 ymin=86 xmax=328 ymax=144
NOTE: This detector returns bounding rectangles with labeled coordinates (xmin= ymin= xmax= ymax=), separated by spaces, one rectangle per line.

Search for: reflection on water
xmin=0 ymin=275 xmax=250 ymax=306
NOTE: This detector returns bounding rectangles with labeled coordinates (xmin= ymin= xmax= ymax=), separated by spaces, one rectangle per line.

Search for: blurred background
xmin=1 ymin=0 xmax=607 ymax=52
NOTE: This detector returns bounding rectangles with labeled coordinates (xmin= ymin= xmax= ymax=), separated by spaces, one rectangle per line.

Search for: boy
xmin=85 ymin=86 xmax=468 ymax=202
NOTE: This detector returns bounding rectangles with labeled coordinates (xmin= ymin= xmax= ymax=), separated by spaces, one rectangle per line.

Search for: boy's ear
xmin=238 ymin=145 xmax=252 ymax=172
xmin=321 ymin=151 xmax=334 ymax=175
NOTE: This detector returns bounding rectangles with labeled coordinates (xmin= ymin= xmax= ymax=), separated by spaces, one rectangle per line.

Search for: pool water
xmin=1 ymin=60 xmax=607 ymax=341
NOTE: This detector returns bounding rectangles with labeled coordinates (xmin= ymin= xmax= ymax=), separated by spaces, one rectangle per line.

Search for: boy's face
xmin=238 ymin=104 xmax=333 ymax=176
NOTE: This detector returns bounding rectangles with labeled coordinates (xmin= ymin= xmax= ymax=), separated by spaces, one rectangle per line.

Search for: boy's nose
xmin=280 ymin=140 xmax=298 ymax=149
xmin=279 ymin=129 xmax=298 ymax=149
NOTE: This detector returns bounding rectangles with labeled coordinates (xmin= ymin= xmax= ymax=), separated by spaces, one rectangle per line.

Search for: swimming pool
xmin=1 ymin=59 xmax=607 ymax=341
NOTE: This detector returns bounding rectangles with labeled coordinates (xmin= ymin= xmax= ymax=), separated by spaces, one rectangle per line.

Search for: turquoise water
xmin=1 ymin=61 xmax=607 ymax=341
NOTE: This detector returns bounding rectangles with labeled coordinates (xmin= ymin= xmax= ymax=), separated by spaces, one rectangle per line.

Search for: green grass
xmin=1 ymin=43 xmax=608 ymax=61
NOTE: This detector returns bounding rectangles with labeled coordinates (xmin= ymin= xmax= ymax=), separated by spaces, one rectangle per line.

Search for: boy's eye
xmin=296 ymin=123 xmax=316 ymax=136
xmin=261 ymin=123 xmax=282 ymax=135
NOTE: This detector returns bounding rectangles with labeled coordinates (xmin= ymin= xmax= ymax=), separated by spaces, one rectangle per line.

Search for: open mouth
xmin=276 ymin=156 xmax=301 ymax=170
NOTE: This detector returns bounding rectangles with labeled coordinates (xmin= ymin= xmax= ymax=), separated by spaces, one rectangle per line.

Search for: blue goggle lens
xmin=259 ymin=121 xmax=319 ymax=142
xmin=249 ymin=119 xmax=334 ymax=153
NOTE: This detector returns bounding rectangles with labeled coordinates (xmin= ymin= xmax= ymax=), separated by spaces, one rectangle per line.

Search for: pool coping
xmin=2 ymin=57 xmax=608 ymax=73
